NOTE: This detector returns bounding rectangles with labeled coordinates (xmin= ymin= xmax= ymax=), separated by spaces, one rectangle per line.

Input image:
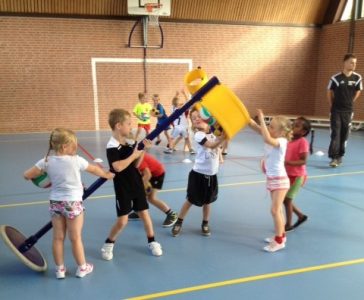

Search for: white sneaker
xmin=263 ymin=240 xmax=285 ymax=252
xmin=163 ymin=148 xmax=174 ymax=154
xmin=101 ymin=243 xmax=114 ymax=260
xmin=76 ymin=263 xmax=93 ymax=278
xmin=264 ymin=236 xmax=287 ymax=243
xmin=55 ymin=266 xmax=66 ymax=279
xmin=148 ymin=241 xmax=163 ymax=256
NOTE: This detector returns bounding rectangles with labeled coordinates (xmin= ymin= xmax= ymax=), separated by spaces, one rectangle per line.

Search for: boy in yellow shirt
xmin=133 ymin=92 xmax=152 ymax=141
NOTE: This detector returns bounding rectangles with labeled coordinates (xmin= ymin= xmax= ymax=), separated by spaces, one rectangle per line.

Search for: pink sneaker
xmin=264 ymin=236 xmax=287 ymax=244
xmin=263 ymin=240 xmax=285 ymax=252
xmin=55 ymin=266 xmax=66 ymax=279
xmin=76 ymin=263 xmax=93 ymax=278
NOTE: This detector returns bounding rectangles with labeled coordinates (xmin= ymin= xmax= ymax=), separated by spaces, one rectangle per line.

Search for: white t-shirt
xmin=35 ymin=155 xmax=89 ymax=201
xmin=264 ymin=137 xmax=288 ymax=177
xmin=193 ymin=131 xmax=220 ymax=176
xmin=172 ymin=107 xmax=189 ymax=128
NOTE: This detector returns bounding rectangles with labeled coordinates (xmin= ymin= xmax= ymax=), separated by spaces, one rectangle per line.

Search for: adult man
xmin=327 ymin=53 xmax=362 ymax=167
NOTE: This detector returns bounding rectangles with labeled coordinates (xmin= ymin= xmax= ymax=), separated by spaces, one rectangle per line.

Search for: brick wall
xmin=0 ymin=16 xmax=362 ymax=133
xmin=315 ymin=20 xmax=364 ymax=119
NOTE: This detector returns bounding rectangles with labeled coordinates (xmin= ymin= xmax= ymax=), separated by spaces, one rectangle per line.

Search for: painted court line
xmin=125 ymin=258 xmax=364 ymax=299
xmin=1 ymin=170 xmax=364 ymax=209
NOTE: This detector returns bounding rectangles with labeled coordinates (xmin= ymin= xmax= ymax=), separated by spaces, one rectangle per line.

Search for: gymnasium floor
xmin=1 ymin=127 xmax=364 ymax=300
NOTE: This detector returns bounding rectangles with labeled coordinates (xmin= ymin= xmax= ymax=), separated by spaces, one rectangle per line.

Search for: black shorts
xmin=186 ymin=170 xmax=218 ymax=207
xmin=115 ymin=193 xmax=149 ymax=217
xmin=150 ymin=173 xmax=165 ymax=190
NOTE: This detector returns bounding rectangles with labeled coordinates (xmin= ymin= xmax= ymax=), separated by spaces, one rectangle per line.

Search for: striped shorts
xmin=266 ymin=176 xmax=290 ymax=192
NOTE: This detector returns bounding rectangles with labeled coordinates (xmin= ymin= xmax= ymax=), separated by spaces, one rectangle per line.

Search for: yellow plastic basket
xmin=184 ymin=68 xmax=250 ymax=139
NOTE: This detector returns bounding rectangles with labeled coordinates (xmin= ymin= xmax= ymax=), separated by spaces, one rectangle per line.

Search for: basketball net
xmin=145 ymin=3 xmax=161 ymax=26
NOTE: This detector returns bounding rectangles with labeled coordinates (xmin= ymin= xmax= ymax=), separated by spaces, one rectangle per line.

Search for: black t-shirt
xmin=106 ymin=136 xmax=144 ymax=199
xmin=328 ymin=72 xmax=363 ymax=112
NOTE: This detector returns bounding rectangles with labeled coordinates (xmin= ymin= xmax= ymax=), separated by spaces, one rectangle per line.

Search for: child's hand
xmin=132 ymin=146 xmax=144 ymax=159
xmin=106 ymin=171 xmax=115 ymax=180
xmin=256 ymin=109 xmax=265 ymax=122
xmin=142 ymin=139 xmax=153 ymax=150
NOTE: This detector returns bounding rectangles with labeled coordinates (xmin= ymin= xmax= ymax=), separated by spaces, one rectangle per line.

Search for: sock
xmin=105 ymin=238 xmax=115 ymax=244
xmin=56 ymin=264 xmax=65 ymax=270
xmin=202 ymin=220 xmax=209 ymax=226
xmin=148 ymin=236 xmax=155 ymax=243
xmin=79 ymin=263 xmax=86 ymax=270
xmin=165 ymin=209 xmax=172 ymax=215
xmin=176 ymin=218 xmax=183 ymax=225
xmin=274 ymin=236 xmax=284 ymax=244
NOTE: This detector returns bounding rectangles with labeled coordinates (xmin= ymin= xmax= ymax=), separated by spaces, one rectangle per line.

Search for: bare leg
xmin=107 ymin=215 xmax=128 ymax=241
xmin=138 ymin=209 xmax=155 ymax=238
xmin=270 ymin=189 xmax=287 ymax=237
xmin=283 ymin=197 xmax=293 ymax=227
xmin=67 ymin=213 xmax=86 ymax=266
xmin=178 ymin=200 xmax=193 ymax=220
xmin=52 ymin=215 xmax=66 ymax=266
xmin=147 ymin=189 xmax=170 ymax=213
xmin=202 ymin=204 xmax=211 ymax=221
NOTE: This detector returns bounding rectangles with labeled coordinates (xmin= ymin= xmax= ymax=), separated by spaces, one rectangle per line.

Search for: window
xmin=340 ymin=0 xmax=364 ymax=20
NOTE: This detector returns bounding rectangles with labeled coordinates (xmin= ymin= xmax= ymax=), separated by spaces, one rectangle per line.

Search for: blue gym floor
xmin=1 ymin=128 xmax=364 ymax=300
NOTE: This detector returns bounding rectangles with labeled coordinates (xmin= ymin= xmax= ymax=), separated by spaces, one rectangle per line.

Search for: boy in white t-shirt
xmin=171 ymin=107 xmax=227 ymax=237
xmin=164 ymin=91 xmax=195 ymax=154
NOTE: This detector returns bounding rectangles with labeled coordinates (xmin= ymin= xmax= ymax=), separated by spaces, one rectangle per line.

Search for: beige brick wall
xmin=0 ymin=16 xmax=363 ymax=133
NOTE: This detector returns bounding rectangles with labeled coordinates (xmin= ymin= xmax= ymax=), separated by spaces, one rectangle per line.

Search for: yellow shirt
xmin=133 ymin=102 xmax=152 ymax=125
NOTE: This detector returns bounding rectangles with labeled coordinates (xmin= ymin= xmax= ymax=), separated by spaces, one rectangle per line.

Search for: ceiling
xmin=0 ymin=0 xmax=346 ymax=26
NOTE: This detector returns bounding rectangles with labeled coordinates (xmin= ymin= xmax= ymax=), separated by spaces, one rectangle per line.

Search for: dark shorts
xmin=156 ymin=123 xmax=171 ymax=131
xmin=150 ymin=173 xmax=165 ymax=190
xmin=186 ymin=170 xmax=218 ymax=207
xmin=115 ymin=194 xmax=149 ymax=217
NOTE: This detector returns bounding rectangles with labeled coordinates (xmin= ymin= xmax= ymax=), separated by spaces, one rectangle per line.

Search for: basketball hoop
xmin=148 ymin=14 xmax=159 ymax=26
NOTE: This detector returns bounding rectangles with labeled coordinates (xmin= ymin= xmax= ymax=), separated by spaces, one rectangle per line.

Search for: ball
xmin=199 ymin=107 xmax=216 ymax=126
xmin=32 ymin=173 xmax=51 ymax=188
xmin=150 ymin=108 xmax=160 ymax=117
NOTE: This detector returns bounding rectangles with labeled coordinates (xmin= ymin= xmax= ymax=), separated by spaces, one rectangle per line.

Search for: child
xmin=151 ymin=94 xmax=172 ymax=147
xmin=164 ymin=91 xmax=195 ymax=154
xmin=133 ymin=92 xmax=152 ymax=141
xmin=23 ymin=128 xmax=114 ymax=279
xmin=171 ymin=107 xmax=227 ymax=237
xmin=129 ymin=152 xmax=178 ymax=227
xmin=250 ymin=110 xmax=292 ymax=252
xmin=284 ymin=117 xmax=311 ymax=231
xmin=101 ymin=108 xmax=163 ymax=260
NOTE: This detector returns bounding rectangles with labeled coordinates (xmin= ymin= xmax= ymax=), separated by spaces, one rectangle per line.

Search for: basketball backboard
xmin=127 ymin=0 xmax=171 ymax=16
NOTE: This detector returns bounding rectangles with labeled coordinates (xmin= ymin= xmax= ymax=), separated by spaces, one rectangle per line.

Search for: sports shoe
xmin=155 ymin=140 xmax=161 ymax=145
xmin=329 ymin=159 xmax=338 ymax=167
xmin=76 ymin=263 xmax=93 ymax=278
xmin=55 ymin=266 xmax=66 ymax=279
xmin=101 ymin=243 xmax=114 ymax=261
xmin=162 ymin=211 xmax=178 ymax=227
xmin=164 ymin=148 xmax=174 ymax=154
xmin=337 ymin=157 xmax=343 ymax=165
xmin=148 ymin=241 xmax=163 ymax=256
xmin=285 ymin=225 xmax=294 ymax=232
xmin=264 ymin=236 xmax=287 ymax=244
xmin=189 ymin=149 xmax=196 ymax=154
xmin=293 ymin=215 xmax=308 ymax=229
xmin=201 ymin=224 xmax=211 ymax=236
xmin=172 ymin=223 xmax=182 ymax=237
xmin=128 ymin=211 xmax=140 ymax=220
xmin=263 ymin=240 xmax=285 ymax=252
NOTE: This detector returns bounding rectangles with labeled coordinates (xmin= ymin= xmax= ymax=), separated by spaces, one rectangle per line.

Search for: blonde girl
xmin=250 ymin=110 xmax=292 ymax=252
xmin=24 ymin=128 xmax=114 ymax=279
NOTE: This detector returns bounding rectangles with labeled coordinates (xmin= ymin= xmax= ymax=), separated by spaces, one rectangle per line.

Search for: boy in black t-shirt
xmin=101 ymin=108 xmax=163 ymax=260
